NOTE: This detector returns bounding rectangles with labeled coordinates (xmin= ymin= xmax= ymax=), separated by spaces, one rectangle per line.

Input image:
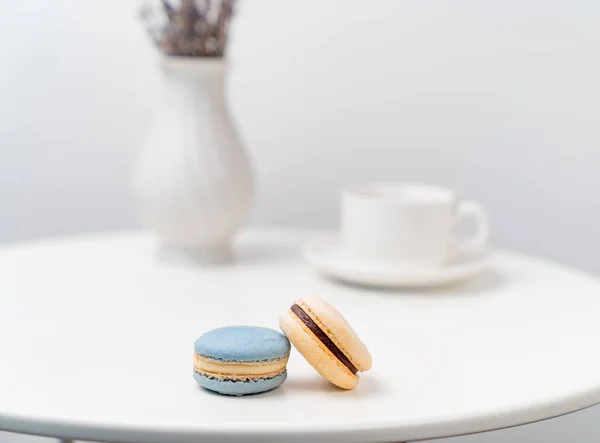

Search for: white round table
xmin=1 ymin=230 xmax=600 ymax=443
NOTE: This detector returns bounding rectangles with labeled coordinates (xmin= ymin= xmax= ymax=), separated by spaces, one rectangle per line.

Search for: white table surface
xmin=1 ymin=230 xmax=600 ymax=443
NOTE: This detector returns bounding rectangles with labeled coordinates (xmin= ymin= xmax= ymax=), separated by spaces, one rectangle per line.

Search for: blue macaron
xmin=193 ymin=326 xmax=291 ymax=396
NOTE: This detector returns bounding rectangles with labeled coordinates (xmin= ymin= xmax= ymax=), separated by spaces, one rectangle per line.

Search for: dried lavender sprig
xmin=161 ymin=0 xmax=175 ymax=20
xmin=141 ymin=0 xmax=235 ymax=57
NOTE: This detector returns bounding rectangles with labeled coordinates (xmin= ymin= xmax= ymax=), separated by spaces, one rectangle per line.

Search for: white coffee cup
xmin=341 ymin=184 xmax=489 ymax=267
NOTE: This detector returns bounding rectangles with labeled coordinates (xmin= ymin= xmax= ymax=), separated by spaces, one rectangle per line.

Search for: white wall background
xmin=1 ymin=0 xmax=600 ymax=442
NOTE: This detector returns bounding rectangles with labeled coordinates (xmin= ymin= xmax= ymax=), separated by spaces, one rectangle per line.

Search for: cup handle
xmin=451 ymin=200 xmax=490 ymax=259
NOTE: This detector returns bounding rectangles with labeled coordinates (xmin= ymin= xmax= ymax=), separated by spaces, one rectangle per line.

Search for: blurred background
xmin=1 ymin=0 xmax=600 ymax=441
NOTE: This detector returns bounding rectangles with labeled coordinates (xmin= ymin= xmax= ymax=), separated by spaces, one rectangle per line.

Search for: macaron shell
xmin=194 ymin=326 xmax=290 ymax=362
xmin=300 ymin=295 xmax=372 ymax=372
xmin=194 ymin=371 xmax=287 ymax=396
xmin=280 ymin=309 xmax=358 ymax=390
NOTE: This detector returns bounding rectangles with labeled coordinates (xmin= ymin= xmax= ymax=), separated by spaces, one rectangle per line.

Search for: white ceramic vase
xmin=133 ymin=57 xmax=254 ymax=264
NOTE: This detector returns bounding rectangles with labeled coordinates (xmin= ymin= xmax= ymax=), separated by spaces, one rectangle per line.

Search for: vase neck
xmin=160 ymin=57 xmax=226 ymax=95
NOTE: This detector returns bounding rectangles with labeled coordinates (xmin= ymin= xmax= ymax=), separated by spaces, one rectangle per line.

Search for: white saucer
xmin=304 ymin=236 xmax=492 ymax=288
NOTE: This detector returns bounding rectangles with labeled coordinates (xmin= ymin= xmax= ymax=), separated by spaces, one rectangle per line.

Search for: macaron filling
xmin=290 ymin=304 xmax=359 ymax=375
xmin=194 ymin=354 xmax=288 ymax=379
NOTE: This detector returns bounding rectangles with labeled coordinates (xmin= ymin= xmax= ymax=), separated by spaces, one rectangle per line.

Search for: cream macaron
xmin=279 ymin=296 xmax=372 ymax=389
